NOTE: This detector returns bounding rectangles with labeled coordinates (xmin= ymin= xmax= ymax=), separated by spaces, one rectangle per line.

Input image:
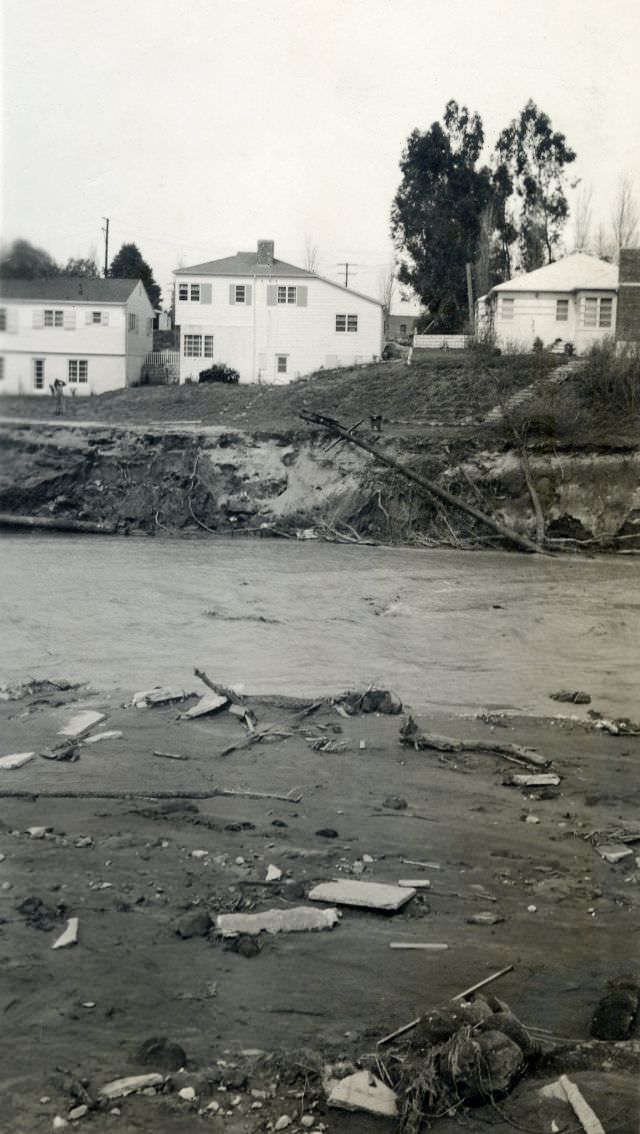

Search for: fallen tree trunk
xmin=399 ymin=718 xmax=550 ymax=768
xmin=0 ymin=512 xmax=116 ymax=534
xmin=299 ymin=411 xmax=549 ymax=555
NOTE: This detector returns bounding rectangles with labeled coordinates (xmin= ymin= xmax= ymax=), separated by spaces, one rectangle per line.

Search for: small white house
xmin=0 ymin=277 xmax=154 ymax=396
xmin=174 ymin=240 xmax=384 ymax=384
xmin=477 ymin=253 xmax=619 ymax=354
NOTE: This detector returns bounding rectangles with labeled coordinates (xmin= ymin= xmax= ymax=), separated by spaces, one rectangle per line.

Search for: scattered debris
xmin=466 ymin=911 xmax=505 ymax=926
xmin=194 ymin=667 xmax=245 ymax=706
xmin=588 ymin=714 xmax=640 ymax=736
xmin=51 ymin=917 xmax=79 ymax=950
xmin=82 ymin=730 xmax=123 ymax=745
xmin=389 ymin=942 xmax=448 ymax=951
xmin=27 ymin=826 xmax=50 ymax=839
xmin=41 ymin=739 xmax=81 ymax=762
xmin=132 ymin=688 xmax=193 ymax=709
xmin=99 ymin=1074 xmax=164 ymax=1100
xmin=265 ymin=864 xmax=282 ymax=882
xmin=174 ymin=910 xmax=212 ymax=939
xmin=400 ymin=717 xmax=549 ymax=767
xmin=336 ymin=688 xmax=402 ymax=715
xmin=309 ymin=737 xmax=348 ymax=753
xmin=539 ymin=1075 xmax=605 ymax=1134
xmin=315 ymin=828 xmax=339 ymax=839
xmin=153 ymin=749 xmax=189 ymax=761
xmin=216 ymin=907 xmax=341 ymax=937
xmin=327 ymin=1069 xmax=398 ymax=1117
xmin=0 ymin=678 xmax=80 ymax=702
xmin=309 ymin=880 xmax=415 ymax=911
xmin=57 ymin=710 xmax=106 ymax=738
xmin=0 ymin=751 xmax=35 ymax=771
xmin=220 ymin=725 xmax=292 ymax=758
xmin=383 ymin=795 xmax=407 ymax=810
xmin=590 ymin=980 xmax=639 ymax=1040
xmin=398 ymin=879 xmax=431 ymax=889
xmin=180 ymin=692 xmax=228 ymax=719
xmin=550 ymin=690 xmax=591 ymax=704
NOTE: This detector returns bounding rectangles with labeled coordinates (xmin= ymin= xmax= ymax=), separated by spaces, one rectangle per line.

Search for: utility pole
xmin=102 ymin=218 xmax=110 ymax=277
xmin=336 ymin=262 xmax=359 ymax=288
xmin=465 ymin=262 xmax=475 ymax=330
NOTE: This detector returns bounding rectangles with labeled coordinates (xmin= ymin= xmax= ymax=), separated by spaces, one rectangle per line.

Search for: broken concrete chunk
xmin=309 ymin=880 xmax=415 ymax=911
xmin=83 ymin=730 xmax=123 ymax=745
xmin=180 ymin=692 xmax=228 ymax=719
xmin=0 ymin=751 xmax=35 ymax=770
xmin=27 ymin=826 xmax=51 ymax=839
xmin=549 ymin=690 xmax=591 ymax=704
xmin=51 ymin=917 xmax=79 ymax=949
xmin=327 ymin=1070 xmax=398 ymax=1117
xmin=57 ymin=710 xmax=106 ymax=739
xmin=398 ymin=879 xmax=431 ymax=889
xmin=216 ymin=907 xmax=340 ymax=937
xmin=265 ymin=864 xmax=282 ymax=882
xmin=99 ymin=1073 xmax=164 ymax=1100
xmin=132 ymin=687 xmax=192 ymax=708
xmin=596 ymin=844 xmax=634 ymax=864
xmin=506 ymin=773 xmax=561 ymax=787
xmin=466 ymin=911 xmax=505 ymax=926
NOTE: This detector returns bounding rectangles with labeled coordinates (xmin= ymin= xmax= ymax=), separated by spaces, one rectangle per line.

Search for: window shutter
xmin=245 ymin=285 xmax=252 ymax=306
xmin=266 ymin=285 xmax=277 ymax=306
xmin=229 ymin=284 xmax=236 ymax=305
xmin=102 ymin=311 xmax=109 ymax=326
xmin=201 ymin=283 xmax=212 ymax=304
xmin=33 ymin=310 xmax=44 ymax=329
xmin=85 ymin=310 xmax=93 ymax=325
xmin=64 ymin=310 xmax=76 ymax=330
xmin=8 ymin=309 xmax=19 ymax=333
xmin=297 ymin=286 xmax=308 ymax=307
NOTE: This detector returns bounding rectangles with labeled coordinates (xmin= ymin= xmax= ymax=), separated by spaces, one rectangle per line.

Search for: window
xmin=235 ymin=285 xmax=246 ymax=304
xmin=33 ymin=359 xmax=45 ymax=390
xmin=0 ymin=308 xmax=6 ymax=331
xmin=400 ymin=323 xmax=407 ymax=333
xmin=68 ymin=359 xmax=88 ymax=383
xmin=178 ymin=284 xmax=188 ymax=302
xmin=146 ymin=318 xmax=153 ymax=334
xmin=277 ymin=286 xmax=297 ymax=304
xmin=583 ymin=296 xmax=613 ymax=328
xmin=204 ymin=335 xmax=213 ymax=358
xmin=335 ymin=314 xmax=358 ymax=332
xmin=128 ymin=313 xmax=138 ymax=332
xmin=183 ymin=334 xmax=202 ymax=357
xmin=0 ymin=357 xmax=4 ymax=381
xmin=190 ymin=284 xmax=200 ymax=301
xmin=92 ymin=311 xmax=102 ymax=324
xmin=501 ymin=298 xmax=514 ymax=321
xmin=276 ymin=355 xmax=288 ymax=374
xmin=44 ymin=309 xmax=64 ymax=327
xmin=556 ymin=299 xmax=569 ymax=322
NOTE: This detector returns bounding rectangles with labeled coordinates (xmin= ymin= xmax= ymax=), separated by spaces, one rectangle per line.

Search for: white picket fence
xmin=145 ymin=351 xmax=180 ymax=368
xmin=413 ymin=334 xmax=472 ymax=350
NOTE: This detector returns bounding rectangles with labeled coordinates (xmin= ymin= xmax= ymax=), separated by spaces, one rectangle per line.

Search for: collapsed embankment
xmin=0 ymin=419 xmax=639 ymax=549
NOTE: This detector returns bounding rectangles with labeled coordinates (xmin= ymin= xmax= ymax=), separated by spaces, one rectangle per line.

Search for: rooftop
xmin=491 ymin=252 xmax=618 ymax=294
xmin=0 ymin=277 xmax=142 ymax=303
xmin=174 ymin=251 xmax=314 ymax=279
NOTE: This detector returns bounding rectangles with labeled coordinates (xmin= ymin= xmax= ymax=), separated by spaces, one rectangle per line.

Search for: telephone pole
xmin=337 ymin=262 xmax=357 ymax=288
xmin=102 ymin=218 xmax=110 ymax=277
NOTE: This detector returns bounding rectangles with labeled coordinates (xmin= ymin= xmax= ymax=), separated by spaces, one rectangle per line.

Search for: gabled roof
xmin=0 ymin=277 xmax=142 ymax=303
xmin=491 ymin=253 xmax=618 ymax=294
xmin=175 ymin=251 xmax=382 ymax=307
xmin=175 ymin=252 xmax=313 ymax=279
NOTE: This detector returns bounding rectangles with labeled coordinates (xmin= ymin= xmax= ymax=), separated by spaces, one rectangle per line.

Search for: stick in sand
xmin=376 ymin=963 xmax=514 ymax=1046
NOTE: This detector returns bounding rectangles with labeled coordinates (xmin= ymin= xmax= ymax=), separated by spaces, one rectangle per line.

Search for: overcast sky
xmin=2 ymin=0 xmax=639 ymax=306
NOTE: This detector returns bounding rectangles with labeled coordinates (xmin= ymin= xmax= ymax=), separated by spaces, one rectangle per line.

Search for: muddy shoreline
xmin=1 ymin=679 xmax=639 ymax=1132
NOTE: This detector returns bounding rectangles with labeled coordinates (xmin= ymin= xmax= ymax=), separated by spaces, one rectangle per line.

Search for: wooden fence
xmin=413 ymin=334 xmax=472 ymax=350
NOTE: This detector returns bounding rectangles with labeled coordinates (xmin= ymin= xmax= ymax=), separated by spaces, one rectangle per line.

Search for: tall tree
xmin=610 ymin=174 xmax=639 ymax=262
xmin=0 ymin=238 xmax=60 ymax=278
xmin=378 ymin=260 xmax=396 ymax=338
xmin=303 ymin=236 xmax=320 ymax=273
xmin=108 ymin=243 xmax=161 ymax=308
xmin=493 ymin=100 xmax=576 ymax=272
xmin=61 ymin=256 xmax=100 ymax=277
xmin=391 ymin=101 xmax=491 ymax=331
xmin=571 ymin=182 xmax=593 ymax=252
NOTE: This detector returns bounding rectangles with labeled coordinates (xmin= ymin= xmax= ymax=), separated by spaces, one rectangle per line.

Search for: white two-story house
xmin=477 ymin=253 xmax=619 ymax=354
xmin=0 ymin=277 xmax=154 ymax=396
xmin=174 ymin=240 xmax=384 ymax=384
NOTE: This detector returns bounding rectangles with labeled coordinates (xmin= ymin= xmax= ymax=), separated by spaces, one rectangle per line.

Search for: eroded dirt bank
xmin=0 ymin=682 xmax=639 ymax=1132
xmin=1 ymin=420 xmax=639 ymax=548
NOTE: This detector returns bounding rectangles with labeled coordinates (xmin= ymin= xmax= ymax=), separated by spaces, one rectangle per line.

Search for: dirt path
xmin=1 ymin=685 xmax=639 ymax=1132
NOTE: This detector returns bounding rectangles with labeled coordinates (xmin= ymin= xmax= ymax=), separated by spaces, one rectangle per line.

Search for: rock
xmin=135 ymin=1037 xmax=187 ymax=1071
xmin=265 ymin=864 xmax=282 ymax=882
xmin=0 ymin=751 xmax=35 ymax=770
xmin=52 ymin=1118 xmax=69 ymax=1131
xmin=226 ymin=933 xmax=262 ymax=958
xmin=591 ymin=981 xmax=639 ymax=1040
xmin=281 ymin=880 xmax=305 ymax=901
xmin=550 ymin=690 xmax=591 ymax=704
xmin=27 ymin=826 xmax=50 ymax=839
xmin=466 ymin=911 xmax=505 ymax=926
xmin=216 ymin=906 xmax=340 ymax=937
xmin=174 ymin=910 xmax=212 ymax=939
xmin=274 ymin=1116 xmax=292 ymax=1130
xmin=51 ymin=917 xmax=79 ymax=949
xmin=191 ymin=849 xmax=208 ymax=859
xmin=596 ymin=845 xmax=634 ymax=865
xmin=327 ymin=1070 xmax=398 ymax=1117
xmin=57 ymin=710 xmax=106 ymax=739
xmin=178 ymin=1086 xmax=196 ymax=1101
xmin=99 ymin=1074 xmax=164 ymax=1100
xmin=68 ymin=1105 xmax=88 ymax=1120
xmin=382 ymin=795 xmax=407 ymax=810
xmin=315 ymin=828 xmax=338 ymax=839
xmin=309 ymin=880 xmax=415 ymax=911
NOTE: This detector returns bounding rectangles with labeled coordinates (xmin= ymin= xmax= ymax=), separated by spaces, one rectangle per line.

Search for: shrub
xmin=198 ymin=363 xmax=240 ymax=385
xmin=580 ymin=340 xmax=640 ymax=416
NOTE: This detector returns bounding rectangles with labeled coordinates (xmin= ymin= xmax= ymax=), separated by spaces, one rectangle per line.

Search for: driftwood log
xmin=400 ymin=717 xmax=550 ymax=768
xmin=299 ymin=411 xmax=549 ymax=555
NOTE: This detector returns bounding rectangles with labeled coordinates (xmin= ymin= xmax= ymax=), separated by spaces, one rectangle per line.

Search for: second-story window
xmin=235 ymin=285 xmax=246 ymax=303
xmin=178 ymin=284 xmax=188 ymax=301
xmin=190 ymin=284 xmax=200 ymax=301
xmin=128 ymin=313 xmax=138 ymax=332
xmin=277 ymin=286 xmax=297 ymax=304
xmin=0 ymin=308 xmax=6 ymax=331
xmin=44 ymin=309 xmax=64 ymax=327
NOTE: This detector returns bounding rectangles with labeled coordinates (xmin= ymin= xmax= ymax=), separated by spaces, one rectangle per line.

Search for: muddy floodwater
xmin=2 ymin=533 xmax=638 ymax=716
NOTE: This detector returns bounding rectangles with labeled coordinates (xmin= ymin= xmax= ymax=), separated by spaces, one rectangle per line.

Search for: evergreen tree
xmin=109 ymin=243 xmax=161 ymax=308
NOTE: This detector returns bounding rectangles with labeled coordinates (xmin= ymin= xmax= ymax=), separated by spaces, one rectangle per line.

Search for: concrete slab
xmin=58 ymin=711 xmax=106 ymax=739
xmin=0 ymin=751 xmax=35 ymax=770
xmin=327 ymin=1070 xmax=398 ymax=1117
xmin=309 ymin=880 xmax=416 ymax=911
xmin=181 ymin=692 xmax=228 ymax=719
xmin=216 ymin=907 xmax=340 ymax=937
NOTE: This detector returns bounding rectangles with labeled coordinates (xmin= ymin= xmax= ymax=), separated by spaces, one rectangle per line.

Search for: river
xmin=1 ymin=533 xmax=638 ymax=718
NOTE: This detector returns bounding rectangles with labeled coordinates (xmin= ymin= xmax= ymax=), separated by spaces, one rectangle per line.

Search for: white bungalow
xmin=174 ymin=240 xmax=384 ymax=384
xmin=477 ymin=253 xmax=618 ymax=355
xmin=0 ymin=277 xmax=154 ymax=395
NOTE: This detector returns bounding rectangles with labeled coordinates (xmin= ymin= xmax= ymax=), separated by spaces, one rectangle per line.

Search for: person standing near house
xmin=53 ymin=378 xmax=66 ymax=416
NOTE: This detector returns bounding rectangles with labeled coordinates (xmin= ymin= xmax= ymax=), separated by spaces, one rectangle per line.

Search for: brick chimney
xmin=617 ymin=248 xmax=640 ymax=344
xmin=257 ymin=240 xmax=274 ymax=267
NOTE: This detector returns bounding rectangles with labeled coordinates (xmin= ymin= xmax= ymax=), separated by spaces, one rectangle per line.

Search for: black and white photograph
xmin=1 ymin=1 xmax=639 ymax=1131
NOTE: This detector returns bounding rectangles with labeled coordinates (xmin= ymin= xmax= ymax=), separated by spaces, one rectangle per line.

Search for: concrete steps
xmin=484 ymin=359 xmax=585 ymax=424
